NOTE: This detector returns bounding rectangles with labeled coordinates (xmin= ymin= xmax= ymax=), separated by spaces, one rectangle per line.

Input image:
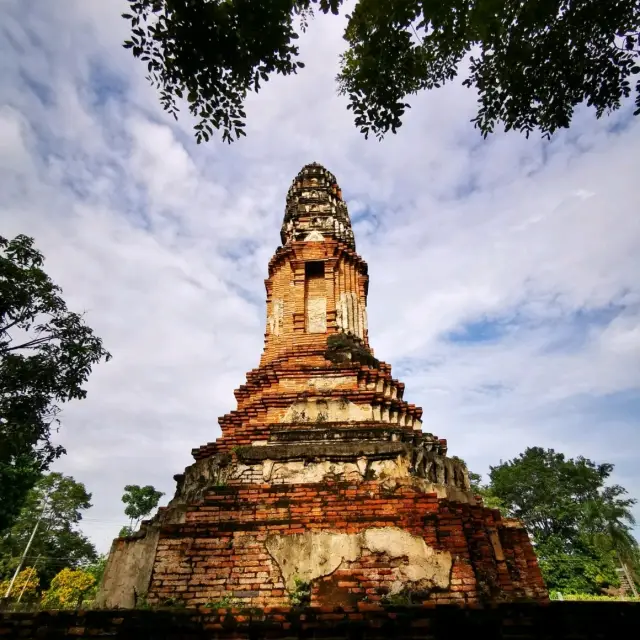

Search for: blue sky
xmin=1 ymin=0 xmax=639 ymax=552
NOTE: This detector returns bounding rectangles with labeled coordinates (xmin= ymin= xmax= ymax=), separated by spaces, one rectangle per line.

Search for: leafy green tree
xmin=0 ymin=473 xmax=98 ymax=588
xmin=488 ymin=447 xmax=638 ymax=594
xmin=121 ymin=485 xmax=164 ymax=533
xmin=123 ymin=0 xmax=640 ymax=143
xmin=536 ymin=535 xmax=620 ymax=594
xmin=0 ymin=235 xmax=111 ymax=533
xmin=489 ymin=448 xmax=637 ymax=544
xmin=582 ymin=486 xmax=639 ymax=564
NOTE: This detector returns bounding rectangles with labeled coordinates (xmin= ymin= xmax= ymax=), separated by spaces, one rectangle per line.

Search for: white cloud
xmin=1 ymin=0 xmax=639 ymax=552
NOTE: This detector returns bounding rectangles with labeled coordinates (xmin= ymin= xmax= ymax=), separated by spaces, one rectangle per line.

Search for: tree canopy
xmin=119 ymin=484 xmax=164 ymax=536
xmin=0 ymin=473 xmax=98 ymax=589
xmin=123 ymin=0 xmax=640 ymax=143
xmin=482 ymin=447 xmax=639 ymax=594
xmin=0 ymin=235 xmax=111 ymax=533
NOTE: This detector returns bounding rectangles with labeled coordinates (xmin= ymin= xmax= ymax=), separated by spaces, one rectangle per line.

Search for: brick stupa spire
xmin=98 ymin=164 xmax=548 ymax=609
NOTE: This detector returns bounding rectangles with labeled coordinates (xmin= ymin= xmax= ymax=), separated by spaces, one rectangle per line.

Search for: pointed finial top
xmin=281 ymin=163 xmax=354 ymax=249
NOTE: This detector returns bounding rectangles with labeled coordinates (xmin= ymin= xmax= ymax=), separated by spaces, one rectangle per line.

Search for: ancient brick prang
xmin=97 ymin=164 xmax=548 ymax=610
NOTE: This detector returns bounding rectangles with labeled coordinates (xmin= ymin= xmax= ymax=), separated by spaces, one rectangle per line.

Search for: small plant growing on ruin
xmin=325 ymin=333 xmax=380 ymax=369
xmin=289 ymin=577 xmax=311 ymax=607
xmin=134 ymin=594 xmax=152 ymax=610
xmin=205 ymin=595 xmax=237 ymax=609
xmin=161 ymin=596 xmax=185 ymax=608
xmin=382 ymin=589 xmax=416 ymax=606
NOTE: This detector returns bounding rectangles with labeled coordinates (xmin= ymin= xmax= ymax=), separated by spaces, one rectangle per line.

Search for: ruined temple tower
xmin=98 ymin=163 xmax=548 ymax=609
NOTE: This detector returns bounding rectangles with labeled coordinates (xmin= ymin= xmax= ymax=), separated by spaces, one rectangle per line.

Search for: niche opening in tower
xmin=305 ymin=261 xmax=324 ymax=278
xmin=305 ymin=261 xmax=326 ymax=333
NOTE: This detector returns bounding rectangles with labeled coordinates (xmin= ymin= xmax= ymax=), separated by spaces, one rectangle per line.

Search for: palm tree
xmin=582 ymin=487 xmax=639 ymax=596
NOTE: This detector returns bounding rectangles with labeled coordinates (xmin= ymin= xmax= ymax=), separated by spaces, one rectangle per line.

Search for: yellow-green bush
xmin=0 ymin=567 xmax=39 ymax=602
xmin=40 ymin=568 xmax=95 ymax=609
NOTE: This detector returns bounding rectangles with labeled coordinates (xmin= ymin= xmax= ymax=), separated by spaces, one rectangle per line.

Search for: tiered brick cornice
xmin=234 ymin=363 xmax=405 ymax=409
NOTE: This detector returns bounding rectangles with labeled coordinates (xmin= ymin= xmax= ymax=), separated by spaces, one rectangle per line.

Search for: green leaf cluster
xmin=552 ymin=592 xmax=640 ymax=601
xmin=537 ymin=536 xmax=620 ymax=594
xmin=325 ymin=332 xmax=380 ymax=368
xmin=124 ymin=1 xmax=640 ymax=142
xmin=0 ymin=235 xmax=111 ymax=533
xmin=121 ymin=484 xmax=164 ymax=532
xmin=84 ymin=554 xmax=107 ymax=595
xmin=121 ymin=1 xmax=340 ymax=144
xmin=289 ymin=576 xmax=311 ymax=606
xmin=340 ymin=0 xmax=640 ymax=139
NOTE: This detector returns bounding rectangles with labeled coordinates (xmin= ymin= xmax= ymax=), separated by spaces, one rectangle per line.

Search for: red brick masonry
xmin=147 ymin=481 xmax=547 ymax=608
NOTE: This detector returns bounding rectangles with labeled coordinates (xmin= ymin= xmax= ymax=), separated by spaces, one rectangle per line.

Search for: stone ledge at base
xmin=1 ymin=603 xmax=639 ymax=639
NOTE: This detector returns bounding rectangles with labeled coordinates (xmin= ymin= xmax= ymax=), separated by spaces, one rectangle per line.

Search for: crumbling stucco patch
xmin=266 ymin=531 xmax=360 ymax=592
xmin=172 ymin=454 xmax=231 ymax=505
xmin=95 ymin=528 xmax=160 ymax=608
xmin=304 ymin=230 xmax=325 ymax=241
xmin=307 ymin=376 xmax=354 ymax=391
xmin=268 ymin=299 xmax=284 ymax=336
xmin=374 ymin=456 xmax=412 ymax=479
xmin=265 ymin=527 xmax=452 ymax=594
xmin=277 ymin=377 xmax=354 ymax=392
xmin=248 ymin=456 xmax=413 ymax=484
xmin=362 ymin=528 xmax=451 ymax=594
xmin=336 ymin=292 xmax=363 ymax=339
xmin=267 ymin=460 xmax=355 ymax=483
xmin=306 ymin=297 xmax=327 ymax=333
xmin=281 ymin=399 xmax=372 ymax=423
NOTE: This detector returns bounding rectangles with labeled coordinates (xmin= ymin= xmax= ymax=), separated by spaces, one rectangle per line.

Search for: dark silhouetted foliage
xmin=123 ymin=0 xmax=640 ymax=142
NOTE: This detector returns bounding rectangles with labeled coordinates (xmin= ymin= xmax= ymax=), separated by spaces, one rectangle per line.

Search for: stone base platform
xmin=99 ymin=481 xmax=546 ymax=610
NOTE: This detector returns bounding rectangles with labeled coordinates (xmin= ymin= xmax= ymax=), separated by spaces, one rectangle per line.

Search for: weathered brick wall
xmin=147 ymin=482 xmax=546 ymax=609
xmin=261 ymin=239 xmax=370 ymax=368
xmin=2 ymin=603 xmax=639 ymax=639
